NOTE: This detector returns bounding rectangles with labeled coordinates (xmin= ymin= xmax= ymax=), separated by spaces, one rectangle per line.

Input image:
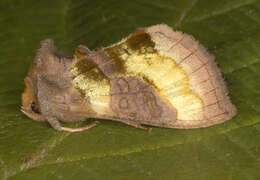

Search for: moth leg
xmin=122 ymin=120 xmax=148 ymax=130
xmin=21 ymin=108 xmax=45 ymax=122
xmin=60 ymin=121 xmax=99 ymax=132
xmin=47 ymin=117 xmax=63 ymax=131
xmin=47 ymin=117 xmax=99 ymax=132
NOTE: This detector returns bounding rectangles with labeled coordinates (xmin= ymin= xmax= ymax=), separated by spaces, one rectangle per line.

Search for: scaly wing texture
xmin=110 ymin=77 xmax=177 ymax=127
xmin=105 ymin=25 xmax=236 ymax=128
xmin=71 ymin=59 xmax=113 ymax=116
xmin=146 ymin=24 xmax=237 ymax=128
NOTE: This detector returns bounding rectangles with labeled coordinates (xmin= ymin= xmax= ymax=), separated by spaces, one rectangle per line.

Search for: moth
xmin=21 ymin=24 xmax=237 ymax=132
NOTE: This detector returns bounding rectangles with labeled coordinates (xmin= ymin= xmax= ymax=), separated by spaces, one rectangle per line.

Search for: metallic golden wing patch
xmin=103 ymin=25 xmax=236 ymax=128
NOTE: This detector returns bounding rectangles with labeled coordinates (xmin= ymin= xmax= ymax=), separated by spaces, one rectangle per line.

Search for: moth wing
xmin=110 ymin=77 xmax=177 ymax=127
xmin=100 ymin=24 xmax=237 ymax=128
xmin=145 ymin=24 xmax=237 ymax=128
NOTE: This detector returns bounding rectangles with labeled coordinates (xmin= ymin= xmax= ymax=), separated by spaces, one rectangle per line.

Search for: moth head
xmin=21 ymin=66 xmax=45 ymax=122
xmin=21 ymin=39 xmax=74 ymax=121
xmin=21 ymin=39 xmax=57 ymax=122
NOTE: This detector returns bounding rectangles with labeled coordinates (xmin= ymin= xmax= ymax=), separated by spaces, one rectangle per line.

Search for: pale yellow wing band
xmin=146 ymin=24 xmax=237 ymax=128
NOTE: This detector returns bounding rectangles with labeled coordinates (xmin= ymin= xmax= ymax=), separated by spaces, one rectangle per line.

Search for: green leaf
xmin=0 ymin=0 xmax=260 ymax=179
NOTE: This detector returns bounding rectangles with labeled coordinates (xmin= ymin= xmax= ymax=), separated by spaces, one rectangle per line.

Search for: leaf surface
xmin=0 ymin=0 xmax=260 ymax=179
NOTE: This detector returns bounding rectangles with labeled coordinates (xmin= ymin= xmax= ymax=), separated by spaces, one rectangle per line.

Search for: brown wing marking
xmin=110 ymin=77 xmax=177 ymax=126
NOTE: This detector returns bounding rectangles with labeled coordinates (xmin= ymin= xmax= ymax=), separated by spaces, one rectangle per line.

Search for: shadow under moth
xmin=21 ymin=24 xmax=237 ymax=132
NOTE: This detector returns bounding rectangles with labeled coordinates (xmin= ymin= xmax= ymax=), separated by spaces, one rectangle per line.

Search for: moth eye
xmin=31 ymin=101 xmax=40 ymax=114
